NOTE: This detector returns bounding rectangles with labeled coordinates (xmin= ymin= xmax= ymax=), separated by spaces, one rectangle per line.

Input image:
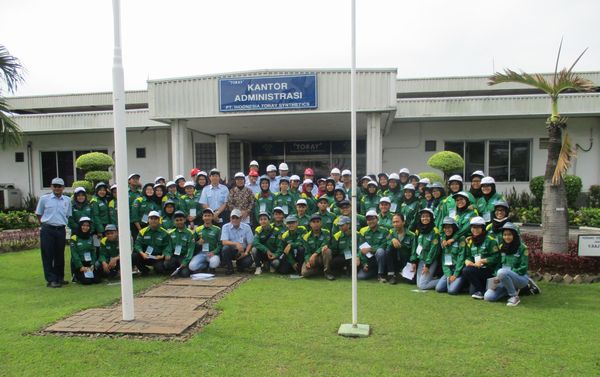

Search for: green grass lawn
xmin=1 ymin=249 xmax=599 ymax=377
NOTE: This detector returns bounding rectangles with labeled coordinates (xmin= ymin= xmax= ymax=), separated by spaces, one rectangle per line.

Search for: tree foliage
xmin=427 ymin=151 xmax=464 ymax=176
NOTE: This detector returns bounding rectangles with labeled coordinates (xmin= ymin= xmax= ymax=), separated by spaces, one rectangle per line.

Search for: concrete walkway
xmin=44 ymin=275 xmax=244 ymax=336
xmin=520 ymin=225 xmax=600 ymax=241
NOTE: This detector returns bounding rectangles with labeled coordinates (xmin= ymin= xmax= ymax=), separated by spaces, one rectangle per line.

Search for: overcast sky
xmin=2 ymin=0 xmax=599 ymax=96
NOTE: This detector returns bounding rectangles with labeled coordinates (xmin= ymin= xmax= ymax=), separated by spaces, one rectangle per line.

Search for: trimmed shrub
xmin=417 ymin=171 xmax=443 ymax=184
xmin=523 ymin=233 xmax=600 ymax=274
xmin=71 ymin=180 xmax=93 ymax=193
xmin=85 ymin=171 xmax=112 ymax=183
xmin=75 ymin=152 xmax=114 ymax=171
xmin=0 ymin=211 xmax=39 ymax=231
xmin=529 ymin=176 xmax=544 ymax=203
xmin=427 ymin=151 xmax=464 ymax=180
xmin=589 ymin=185 xmax=600 ymax=208
xmin=529 ymin=175 xmax=582 ymax=208
xmin=570 ymin=208 xmax=600 ymax=228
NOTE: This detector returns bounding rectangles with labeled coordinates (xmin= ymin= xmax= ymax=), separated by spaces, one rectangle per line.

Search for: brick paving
xmin=43 ymin=276 xmax=244 ymax=336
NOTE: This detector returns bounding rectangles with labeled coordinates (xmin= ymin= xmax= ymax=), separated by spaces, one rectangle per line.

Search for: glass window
xmin=510 ymin=140 xmax=531 ymax=181
xmin=56 ymin=151 xmax=74 ymax=187
xmin=195 ymin=143 xmax=216 ymax=171
xmin=41 ymin=152 xmax=57 ymax=188
xmin=465 ymin=141 xmax=485 ymax=178
xmin=443 ymin=142 xmax=465 ymax=177
xmin=488 ymin=141 xmax=509 ymax=182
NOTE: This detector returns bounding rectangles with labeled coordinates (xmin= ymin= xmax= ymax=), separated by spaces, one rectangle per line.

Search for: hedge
xmin=417 ymin=171 xmax=444 ymax=184
xmin=75 ymin=152 xmax=114 ymax=171
xmin=427 ymin=151 xmax=464 ymax=179
xmin=84 ymin=171 xmax=112 ymax=183
xmin=71 ymin=180 xmax=93 ymax=193
xmin=0 ymin=211 xmax=39 ymax=231
xmin=529 ymin=175 xmax=582 ymax=208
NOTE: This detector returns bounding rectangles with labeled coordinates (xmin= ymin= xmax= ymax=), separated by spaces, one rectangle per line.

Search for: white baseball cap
xmin=148 ymin=211 xmax=161 ymax=218
xmin=341 ymin=169 xmax=352 ymax=176
xmin=481 ymin=176 xmax=496 ymax=185
xmin=278 ymin=162 xmax=289 ymax=171
xmin=302 ymin=179 xmax=313 ymax=186
xmin=365 ymin=210 xmax=378 ymax=218
xmin=184 ymin=181 xmax=195 ymax=188
xmin=250 ymin=160 xmax=259 ymax=167
xmin=389 ymin=173 xmax=400 ymax=180
xmin=470 ymin=216 xmax=486 ymax=226
xmin=266 ymin=164 xmax=277 ymax=172
xmin=380 ymin=197 xmax=391 ymax=204
xmin=399 ymin=168 xmax=410 ymax=175
xmin=330 ymin=168 xmax=341 ymax=175
xmin=296 ymin=198 xmax=307 ymax=206
xmin=234 ymin=172 xmax=245 ymax=179
xmin=448 ymin=174 xmax=463 ymax=182
xmin=290 ymin=175 xmax=301 ymax=181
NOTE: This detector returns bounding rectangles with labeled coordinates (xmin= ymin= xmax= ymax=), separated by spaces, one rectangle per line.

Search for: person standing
xmin=36 ymin=177 xmax=72 ymax=288
xmin=266 ymin=164 xmax=280 ymax=193
xmin=68 ymin=187 xmax=92 ymax=234
xmin=199 ymin=168 xmax=230 ymax=224
xmin=228 ymin=172 xmax=255 ymax=225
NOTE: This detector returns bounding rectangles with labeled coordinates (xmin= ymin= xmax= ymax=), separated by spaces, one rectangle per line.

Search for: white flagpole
xmin=112 ymin=0 xmax=135 ymax=321
xmin=339 ymin=0 xmax=369 ymax=337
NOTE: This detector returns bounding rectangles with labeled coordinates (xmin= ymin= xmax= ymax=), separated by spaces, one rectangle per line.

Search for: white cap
xmin=380 ymin=196 xmax=391 ymax=204
xmin=330 ymin=168 xmax=341 ymax=175
xmin=389 ymin=173 xmax=400 ymax=180
xmin=230 ymin=208 xmax=242 ymax=218
xmin=174 ymin=175 xmax=185 ymax=181
xmin=278 ymin=162 xmax=289 ymax=171
xmin=341 ymin=169 xmax=352 ymax=176
xmin=79 ymin=216 xmax=92 ymax=223
xmin=74 ymin=187 xmax=86 ymax=194
xmin=296 ymin=198 xmax=307 ymax=206
xmin=128 ymin=173 xmax=140 ymax=180
xmin=266 ymin=164 xmax=277 ymax=172
xmin=471 ymin=170 xmax=485 ymax=178
xmin=365 ymin=210 xmax=378 ymax=218
xmin=403 ymin=183 xmax=415 ymax=191
xmin=166 ymin=181 xmax=176 ymax=187
xmin=110 ymin=184 xmax=117 ymax=190
xmin=154 ymin=176 xmax=165 ymax=183
xmin=51 ymin=177 xmax=65 ymax=186
xmin=470 ymin=216 xmax=486 ymax=226
xmin=184 ymin=180 xmax=195 ymax=187
xmin=481 ymin=176 xmax=496 ymax=185
xmin=367 ymin=180 xmax=378 ymax=187
xmin=419 ymin=178 xmax=431 ymax=184
xmin=448 ymin=174 xmax=463 ymax=182
xmin=303 ymin=179 xmax=313 ymax=186
xmin=290 ymin=175 xmax=301 ymax=181
xmin=399 ymin=168 xmax=410 ymax=175
xmin=234 ymin=172 xmax=245 ymax=179
xmin=250 ymin=160 xmax=259 ymax=167
xmin=148 ymin=211 xmax=161 ymax=218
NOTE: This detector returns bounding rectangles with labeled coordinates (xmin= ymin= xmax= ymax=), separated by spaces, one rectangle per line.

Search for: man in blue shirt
xmin=220 ymin=209 xmax=254 ymax=274
xmin=199 ymin=168 xmax=230 ymax=224
xmin=35 ymin=177 xmax=72 ymax=288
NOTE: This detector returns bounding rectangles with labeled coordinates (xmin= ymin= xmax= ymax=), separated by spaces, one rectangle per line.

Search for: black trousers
xmin=164 ymin=256 xmax=191 ymax=277
xmin=276 ymin=246 xmax=305 ymax=274
xmin=462 ymin=266 xmax=495 ymax=293
xmin=74 ymin=262 xmax=102 ymax=285
xmin=132 ymin=253 xmax=166 ymax=274
xmin=221 ymin=245 xmax=254 ymax=272
xmin=330 ymin=254 xmax=349 ymax=274
xmin=40 ymin=224 xmax=66 ymax=283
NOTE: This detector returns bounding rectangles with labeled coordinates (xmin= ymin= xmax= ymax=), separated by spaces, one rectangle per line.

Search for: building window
xmin=136 ymin=148 xmax=146 ymax=158
xmin=443 ymin=140 xmax=531 ymax=182
xmin=41 ymin=149 xmax=108 ymax=188
xmin=15 ymin=152 xmax=24 ymax=162
xmin=195 ymin=143 xmax=216 ymax=172
xmin=425 ymin=140 xmax=437 ymax=152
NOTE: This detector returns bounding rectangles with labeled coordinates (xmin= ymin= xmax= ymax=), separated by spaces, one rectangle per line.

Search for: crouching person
xmin=409 ymin=208 xmax=441 ymax=290
xmin=385 ymin=213 xmax=416 ymax=284
xmin=252 ymin=212 xmax=282 ymax=275
xmin=278 ymin=215 xmax=307 ymax=275
xmin=301 ymin=214 xmax=335 ymax=280
xmin=97 ymin=224 xmax=121 ymax=279
xmin=462 ymin=216 xmax=500 ymax=299
xmin=70 ymin=217 xmax=101 ymax=284
xmin=484 ymin=222 xmax=530 ymax=306
xmin=435 ymin=217 xmax=467 ymax=294
xmin=221 ymin=209 xmax=254 ymax=275
xmin=330 ymin=216 xmax=355 ymax=276
xmin=164 ymin=211 xmax=195 ymax=278
xmin=357 ymin=210 xmax=392 ymax=282
xmin=132 ymin=211 xmax=170 ymax=275
xmin=190 ymin=208 xmax=222 ymax=273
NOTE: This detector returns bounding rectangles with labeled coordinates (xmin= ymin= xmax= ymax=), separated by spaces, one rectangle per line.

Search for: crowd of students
xmin=65 ymin=161 xmax=540 ymax=307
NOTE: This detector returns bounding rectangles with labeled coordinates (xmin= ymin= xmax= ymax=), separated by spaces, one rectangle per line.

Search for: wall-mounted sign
xmin=219 ymin=74 xmax=317 ymax=112
xmin=286 ymin=141 xmax=329 ymax=155
xmin=578 ymin=235 xmax=600 ymax=256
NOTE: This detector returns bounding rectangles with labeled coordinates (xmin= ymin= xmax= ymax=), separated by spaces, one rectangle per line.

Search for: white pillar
xmin=366 ymin=113 xmax=382 ymax=174
xmin=170 ymin=120 xmax=191 ymax=177
xmin=215 ymin=134 xmax=230 ymax=181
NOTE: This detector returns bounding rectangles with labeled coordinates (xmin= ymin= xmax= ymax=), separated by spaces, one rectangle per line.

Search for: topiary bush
xmin=84 ymin=171 xmax=112 ymax=183
xmin=427 ymin=151 xmax=464 ymax=181
xmin=529 ymin=175 xmax=582 ymax=208
xmin=417 ymin=172 xmax=444 ymax=184
xmin=75 ymin=152 xmax=114 ymax=189
xmin=71 ymin=180 xmax=93 ymax=193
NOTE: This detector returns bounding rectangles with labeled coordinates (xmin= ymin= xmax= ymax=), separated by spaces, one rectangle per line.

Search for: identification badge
xmin=449 ymin=209 xmax=456 ymax=218
xmin=474 ymin=255 xmax=481 ymax=263
xmin=483 ymin=212 xmax=491 ymax=222
xmin=260 ymin=203 xmax=266 ymax=212
xmin=444 ymin=254 xmax=453 ymax=266
xmin=202 ymin=243 xmax=210 ymax=252
xmin=416 ymin=244 xmax=423 ymax=256
xmin=282 ymin=205 xmax=288 ymax=214
xmin=93 ymin=235 xmax=101 ymax=247
xmin=83 ymin=252 xmax=92 ymax=262
xmin=344 ymin=250 xmax=352 ymax=260
xmin=390 ymin=203 xmax=397 ymax=212
xmin=84 ymin=270 xmax=94 ymax=279
xmin=502 ymin=265 xmax=512 ymax=271
xmin=174 ymin=244 xmax=182 ymax=255
xmin=141 ymin=213 xmax=149 ymax=223
xmin=189 ymin=208 xmax=197 ymax=217
xmin=146 ymin=246 xmax=154 ymax=255
xmin=366 ymin=252 xmax=373 ymax=259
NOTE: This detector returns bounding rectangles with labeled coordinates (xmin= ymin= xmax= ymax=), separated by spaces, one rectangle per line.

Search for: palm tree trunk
xmin=542 ymin=121 xmax=569 ymax=253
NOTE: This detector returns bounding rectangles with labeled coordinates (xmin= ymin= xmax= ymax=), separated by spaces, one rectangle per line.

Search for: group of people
xmin=35 ymin=161 xmax=540 ymax=306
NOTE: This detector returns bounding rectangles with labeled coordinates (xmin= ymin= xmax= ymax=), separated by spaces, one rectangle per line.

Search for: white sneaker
xmin=254 ymin=267 xmax=262 ymax=275
xmin=471 ymin=292 xmax=484 ymax=300
xmin=507 ymin=296 xmax=520 ymax=306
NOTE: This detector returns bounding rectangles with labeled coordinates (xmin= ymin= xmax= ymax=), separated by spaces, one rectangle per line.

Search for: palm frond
xmin=552 ymin=130 xmax=576 ymax=186
xmin=0 ymin=98 xmax=22 ymax=148
xmin=553 ymin=37 xmax=563 ymax=87
xmin=0 ymin=45 xmax=24 ymax=94
xmin=554 ymin=68 xmax=595 ymax=94
xmin=488 ymin=69 xmax=554 ymax=94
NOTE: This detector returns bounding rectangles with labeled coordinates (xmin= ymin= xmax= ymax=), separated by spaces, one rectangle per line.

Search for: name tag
xmin=449 ymin=209 xmax=456 ymax=218
xmin=444 ymin=254 xmax=453 ymax=266
xmin=174 ymin=244 xmax=182 ymax=255
xmin=416 ymin=244 xmax=423 ymax=256
xmin=502 ymin=265 xmax=512 ymax=271
xmin=189 ymin=208 xmax=197 ymax=217
xmin=366 ymin=252 xmax=373 ymax=258
xmin=474 ymin=255 xmax=481 ymax=263
xmin=282 ymin=205 xmax=288 ymax=214
xmin=202 ymin=243 xmax=210 ymax=252
xmin=390 ymin=203 xmax=397 ymax=213
xmin=83 ymin=252 xmax=92 ymax=262
xmin=84 ymin=270 xmax=94 ymax=279
xmin=93 ymin=236 xmax=101 ymax=247
xmin=483 ymin=212 xmax=491 ymax=222
xmin=260 ymin=203 xmax=266 ymax=212
xmin=344 ymin=250 xmax=352 ymax=260
xmin=146 ymin=246 xmax=154 ymax=255
xmin=141 ymin=214 xmax=149 ymax=223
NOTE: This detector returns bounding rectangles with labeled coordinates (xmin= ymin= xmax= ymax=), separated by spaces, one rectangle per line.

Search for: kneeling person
xmin=164 ymin=211 xmax=195 ymax=277
xmin=133 ymin=211 xmax=170 ymax=275
xmin=190 ymin=208 xmax=222 ymax=273
xmin=70 ymin=217 xmax=101 ymax=284
xmin=301 ymin=214 xmax=335 ymax=280
xmin=357 ymin=210 xmax=389 ymax=282
xmin=252 ymin=212 xmax=282 ymax=275
xmin=98 ymin=224 xmax=121 ymax=279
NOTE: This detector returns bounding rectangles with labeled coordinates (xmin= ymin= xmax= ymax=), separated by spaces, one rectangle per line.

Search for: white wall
xmin=382 ymin=117 xmax=600 ymax=194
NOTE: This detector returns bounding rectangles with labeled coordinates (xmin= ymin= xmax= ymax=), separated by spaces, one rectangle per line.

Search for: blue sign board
xmin=219 ymin=74 xmax=317 ymax=112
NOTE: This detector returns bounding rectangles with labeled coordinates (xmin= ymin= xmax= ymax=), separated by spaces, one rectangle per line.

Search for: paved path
xmin=44 ymin=275 xmax=244 ymax=336
xmin=520 ymin=225 xmax=600 ymax=241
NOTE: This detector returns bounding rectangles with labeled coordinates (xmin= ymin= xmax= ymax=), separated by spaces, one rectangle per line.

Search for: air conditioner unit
xmin=0 ymin=184 xmax=22 ymax=209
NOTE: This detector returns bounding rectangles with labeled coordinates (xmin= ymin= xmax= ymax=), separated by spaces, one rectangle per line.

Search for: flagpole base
xmin=338 ymin=323 xmax=370 ymax=338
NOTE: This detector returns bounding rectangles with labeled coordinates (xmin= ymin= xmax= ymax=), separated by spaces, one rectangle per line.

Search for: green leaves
xmin=0 ymin=45 xmax=24 ymax=95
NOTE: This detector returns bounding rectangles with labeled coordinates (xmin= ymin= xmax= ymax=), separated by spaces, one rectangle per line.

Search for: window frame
xmin=39 ymin=148 xmax=109 ymax=189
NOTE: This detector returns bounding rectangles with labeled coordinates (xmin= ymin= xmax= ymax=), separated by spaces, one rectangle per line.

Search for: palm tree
xmin=0 ymin=44 xmax=24 ymax=148
xmin=488 ymin=41 xmax=595 ymax=253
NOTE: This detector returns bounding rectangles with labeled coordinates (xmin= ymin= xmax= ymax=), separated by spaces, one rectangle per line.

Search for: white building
xmin=1 ymin=69 xmax=599 ymax=204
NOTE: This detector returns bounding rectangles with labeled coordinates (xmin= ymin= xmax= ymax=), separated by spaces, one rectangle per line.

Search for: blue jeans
xmin=416 ymin=260 xmax=439 ymax=290
xmin=484 ymin=268 xmax=529 ymax=301
xmin=189 ymin=252 xmax=221 ymax=272
xmin=435 ymin=275 xmax=465 ymax=295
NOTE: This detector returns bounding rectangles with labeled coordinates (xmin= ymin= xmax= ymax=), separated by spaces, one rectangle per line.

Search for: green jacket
xmin=465 ymin=235 xmax=501 ymax=273
xmin=358 ymin=225 xmax=389 ymax=263
xmin=166 ymin=227 xmax=195 ymax=265
xmin=499 ymin=243 xmax=528 ymax=276
xmin=194 ymin=224 xmax=222 ymax=255
xmin=440 ymin=235 xmax=466 ymax=277
xmin=165 ymin=192 xmax=185 ymax=212
xmin=383 ymin=188 xmax=403 ymax=214
xmin=410 ymin=227 xmax=440 ymax=266
xmin=131 ymin=196 xmax=160 ymax=224
xmin=90 ymin=195 xmax=110 ymax=233
xmin=99 ymin=237 xmax=119 ymax=264
xmin=273 ymin=192 xmax=296 ymax=215
xmin=315 ymin=210 xmax=337 ymax=233
xmin=360 ymin=194 xmax=381 ymax=215
xmin=401 ymin=198 xmax=420 ymax=231
xmin=128 ymin=188 xmax=141 ymax=206
xmin=386 ymin=228 xmax=415 ymax=256
xmin=69 ymin=201 xmax=92 ymax=232
xmin=454 ymin=208 xmax=478 ymax=239
xmin=436 ymin=196 xmax=456 ymax=230
xmin=280 ymin=226 xmax=308 ymax=264
xmin=295 ymin=213 xmax=311 ymax=228
xmin=300 ymin=192 xmax=317 ymax=214
xmin=480 ymin=193 xmax=505 ymax=223
xmin=70 ymin=234 xmax=96 ymax=269
xmin=181 ymin=193 xmax=202 ymax=217
xmin=330 ymin=230 xmax=354 ymax=257
xmin=255 ymin=192 xmax=275 ymax=222
xmin=302 ymin=229 xmax=331 ymax=261
xmin=378 ymin=212 xmax=394 ymax=230
xmin=253 ymin=224 xmax=282 ymax=256
xmin=134 ymin=226 xmax=171 ymax=255
xmin=108 ymin=199 xmax=118 ymax=226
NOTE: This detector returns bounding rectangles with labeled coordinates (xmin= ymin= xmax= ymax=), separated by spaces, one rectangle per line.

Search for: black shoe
xmin=528 ymin=278 xmax=541 ymax=295
xmin=59 ymin=280 xmax=69 ymax=285
xmin=378 ymin=274 xmax=387 ymax=283
xmin=387 ymin=275 xmax=397 ymax=285
xmin=47 ymin=281 xmax=62 ymax=288
xmin=325 ymin=272 xmax=336 ymax=281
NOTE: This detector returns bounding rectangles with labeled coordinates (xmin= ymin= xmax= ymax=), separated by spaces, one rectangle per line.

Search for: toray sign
xmin=219 ymin=74 xmax=317 ymax=112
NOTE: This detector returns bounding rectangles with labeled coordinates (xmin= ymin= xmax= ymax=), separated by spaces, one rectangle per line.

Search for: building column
xmin=366 ymin=112 xmax=383 ymax=174
xmin=170 ymin=120 xmax=192 ymax=177
xmin=215 ymin=134 xmax=230 ymax=181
